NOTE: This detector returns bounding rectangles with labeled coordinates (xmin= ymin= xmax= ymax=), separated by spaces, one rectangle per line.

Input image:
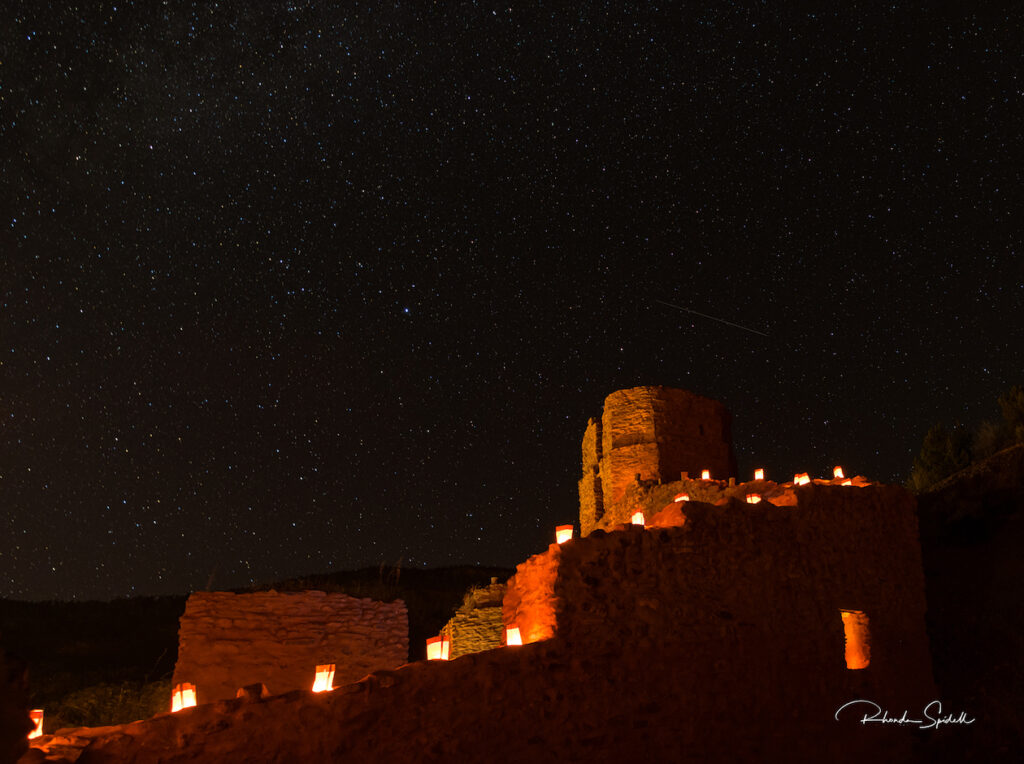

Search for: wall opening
xmin=840 ymin=610 xmax=870 ymax=669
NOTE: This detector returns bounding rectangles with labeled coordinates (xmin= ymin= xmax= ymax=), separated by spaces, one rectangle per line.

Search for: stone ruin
xmin=439 ymin=578 xmax=505 ymax=660
xmin=579 ymin=386 xmax=736 ymax=534
xmin=21 ymin=386 xmax=941 ymax=763
xmin=172 ymin=591 xmax=408 ymax=704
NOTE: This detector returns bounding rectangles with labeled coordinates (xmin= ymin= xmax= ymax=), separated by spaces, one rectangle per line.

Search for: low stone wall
xmin=441 ymin=607 xmax=503 ymax=659
xmin=172 ymin=591 xmax=408 ymax=703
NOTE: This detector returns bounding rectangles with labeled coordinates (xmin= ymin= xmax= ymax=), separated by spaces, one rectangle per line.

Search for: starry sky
xmin=2 ymin=3 xmax=1021 ymax=600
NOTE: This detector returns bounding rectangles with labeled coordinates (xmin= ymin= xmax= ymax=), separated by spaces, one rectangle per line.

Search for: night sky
xmin=3 ymin=3 xmax=1020 ymax=601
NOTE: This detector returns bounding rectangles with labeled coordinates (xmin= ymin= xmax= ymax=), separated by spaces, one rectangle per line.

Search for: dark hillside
xmin=918 ymin=444 xmax=1024 ymax=761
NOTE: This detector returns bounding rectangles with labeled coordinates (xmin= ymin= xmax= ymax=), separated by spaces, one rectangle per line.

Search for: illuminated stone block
xmin=555 ymin=525 xmax=573 ymax=544
xmin=833 ymin=466 xmax=845 ymax=479
xmin=794 ymin=473 xmax=810 ymax=486
xmin=631 ymin=511 xmax=645 ymax=526
xmin=701 ymin=469 xmax=711 ymax=480
xmin=745 ymin=494 xmax=761 ymax=504
xmin=673 ymin=492 xmax=689 ymax=502
xmin=754 ymin=468 xmax=764 ymax=481
xmin=505 ymin=625 xmax=523 ymax=646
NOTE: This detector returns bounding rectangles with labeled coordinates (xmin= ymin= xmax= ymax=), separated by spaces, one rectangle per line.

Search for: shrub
xmin=44 ymin=679 xmax=171 ymax=732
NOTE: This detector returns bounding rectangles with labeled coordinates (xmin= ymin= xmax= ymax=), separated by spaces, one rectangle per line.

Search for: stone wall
xmin=77 ymin=484 xmax=938 ymax=763
xmin=577 ymin=417 xmax=604 ymax=533
xmin=172 ymin=591 xmax=407 ymax=703
xmin=441 ymin=607 xmax=503 ymax=659
xmin=560 ymin=484 xmax=934 ymax=701
xmin=440 ymin=578 xmax=506 ymax=659
xmin=580 ymin=386 xmax=737 ymax=534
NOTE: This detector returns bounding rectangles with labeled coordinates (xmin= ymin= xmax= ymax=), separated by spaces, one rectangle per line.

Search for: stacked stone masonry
xmin=580 ymin=386 xmax=737 ymax=534
xmin=441 ymin=607 xmax=504 ymax=659
xmin=440 ymin=579 xmax=506 ymax=659
xmin=172 ymin=591 xmax=408 ymax=703
xmin=75 ymin=484 xmax=935 ymax=763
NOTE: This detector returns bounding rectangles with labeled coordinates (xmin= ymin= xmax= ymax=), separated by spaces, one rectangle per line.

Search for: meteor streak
xmin=654 ymin=299 xmax=768 ymax=337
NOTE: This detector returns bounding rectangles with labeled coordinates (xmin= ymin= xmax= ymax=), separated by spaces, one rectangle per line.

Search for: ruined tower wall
xmin=173 ymin=591 xmax=408 ymax=703
xmin=577 ymin=417 xmax=604 ymax=533
xmin=581 ymin=386 xmax=736 ymax=534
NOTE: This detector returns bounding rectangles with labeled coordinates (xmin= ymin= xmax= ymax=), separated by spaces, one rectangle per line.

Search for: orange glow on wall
xmin=745 ymin=494 xmax=762 ymax=504
xmin=555 ymin=525 xmax=573 ymax=544
xmin=631 ymin=511 xmax=645 ymax=526
xmin=833 ymin=466 xmax=845 ymax=479
xmin=840 ymin=610 xmax=871 ymax=669
xmin=28 ymin=709 xmax=43 ymax=739
xmin=171 ymin=683 xmax=197 ymax=712
xmin=505 ymin=625 xmax=523 ymax=646
xmin=794 ymin=473 xmax=810 ymax=485
xmin=426 ymin=636 xmax=451 ymax=661
xmin=312 ymin=664 xmax=336 ymax=692
xmin=753 ymin=468 xmax=764 ymax=481
xmin=701 ymin=469 xmax=711 ymax=480
xmin=673 ymin=492 xmax=689 ymax=502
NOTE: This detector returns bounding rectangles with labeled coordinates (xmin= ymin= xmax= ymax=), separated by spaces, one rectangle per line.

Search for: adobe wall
xmin=77 ymin=485 xmax=936 ymax=763
xmin=172 ymin=591 xmax=408 ymax=702
xmin=508 ymin=483 xmax=936 ymax=730
xmin=580 ymin=386 xmax=737 ymax=534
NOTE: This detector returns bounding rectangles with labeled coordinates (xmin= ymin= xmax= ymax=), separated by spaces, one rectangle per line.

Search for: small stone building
xmin=172 ymin=590 xmax=408 ymax=703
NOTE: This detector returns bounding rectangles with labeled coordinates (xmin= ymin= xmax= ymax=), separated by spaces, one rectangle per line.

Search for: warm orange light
xmin=505 ymin=625 xmax=523 ymax=646
xmin=754 ymin=468 xmax=764 ymax=481
xmin=555 ymin=525 xmax=573 ymax=544
xmin=701 ymin=469 xmax=711 ymax=480
xmin=673 ymin=492 xmax=689 ymax=502
xmin=312 ymin=663 xmax=336 ymax=692
xmin=631 ymin=511 xmax=645 ymax=526
xmin=426 ymin=636 xmax=451 ymax=661
xmin=840 ymin=610 xmax=871 ymax=669
xmin=794 ymin=473 xmax=810 ymax=485
xmin=28 ymin=709 xmax=43 ymax=739
xmin=171 ymin=683 xmax=197 ymax=712
xmin=746 ymin=494 xmax=762 ymax=504
xmin=833 ymin=466 xmax=845 ymax=479
xmin=841 ymin=479 xmax=852 ymax=486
